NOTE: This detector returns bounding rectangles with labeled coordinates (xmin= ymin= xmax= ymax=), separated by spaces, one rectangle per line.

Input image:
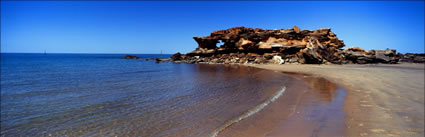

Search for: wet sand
xmin=244 ymin=63 xmax=424 ymax=137
xmin=218 ymin=72 xmax=347 ymax=137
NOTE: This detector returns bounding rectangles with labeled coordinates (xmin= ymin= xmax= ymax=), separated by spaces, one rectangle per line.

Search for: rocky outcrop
xmin=399 ymin=53 xmax=425 ymax=63
xmin=342 ymin=48 xmax=400 ymax=64
xmin=172 ymin=26 xmax=416 ymax=64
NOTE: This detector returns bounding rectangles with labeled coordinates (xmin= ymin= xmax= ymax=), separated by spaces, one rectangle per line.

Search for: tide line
xmin=209 ymin=86 xmax=287 ymax=137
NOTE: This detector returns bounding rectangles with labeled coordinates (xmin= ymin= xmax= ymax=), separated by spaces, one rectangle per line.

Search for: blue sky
xmin=1 ymin=1 xmax=424 ymax=54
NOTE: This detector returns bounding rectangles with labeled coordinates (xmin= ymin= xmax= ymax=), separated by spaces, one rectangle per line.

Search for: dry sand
xmin=246 ymin=63 xmax=424 ymax=137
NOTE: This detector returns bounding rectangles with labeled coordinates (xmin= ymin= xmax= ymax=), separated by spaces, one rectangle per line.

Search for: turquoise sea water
xmin=1 ymin=53 xmax=289 ymax=137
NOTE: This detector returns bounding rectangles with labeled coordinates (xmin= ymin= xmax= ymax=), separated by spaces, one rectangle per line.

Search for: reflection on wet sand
xmin=266 ymin=74 xmax=346 ymax=137
xmin=304 ymin=77 xmax=338 ymax=102
xmin=218 ymin=72 xmax=347 ymax=137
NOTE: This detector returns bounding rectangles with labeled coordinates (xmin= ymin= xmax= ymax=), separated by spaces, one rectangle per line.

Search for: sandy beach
xmin=243 ymin=63 xmax=424 ymax=137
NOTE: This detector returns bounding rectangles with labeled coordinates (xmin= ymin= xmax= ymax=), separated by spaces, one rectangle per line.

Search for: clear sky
xmin=1 ymin=1 xmax=424 ymax=54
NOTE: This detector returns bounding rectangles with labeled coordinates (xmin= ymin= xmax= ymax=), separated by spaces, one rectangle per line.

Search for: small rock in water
xmin=121 ymin=55 xmax=140 ymax=59
xmin=155 ymin=58 xmax=161 ymax=63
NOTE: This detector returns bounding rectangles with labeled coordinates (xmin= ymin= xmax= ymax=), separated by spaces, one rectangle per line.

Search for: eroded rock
xmin=171 ymin=26 xmax=410 ymax=64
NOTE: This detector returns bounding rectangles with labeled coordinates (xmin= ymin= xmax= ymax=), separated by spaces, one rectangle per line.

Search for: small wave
xmin=209 ymin=86 xmax=287 ymax=137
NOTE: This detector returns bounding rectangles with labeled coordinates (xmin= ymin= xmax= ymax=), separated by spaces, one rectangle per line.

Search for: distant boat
xmin=44 ymin=50 xmax=46 ymax=55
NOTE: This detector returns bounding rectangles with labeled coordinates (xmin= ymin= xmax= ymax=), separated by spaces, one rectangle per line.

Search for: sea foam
xmin=209 ymin=86 xmax=287 ymax=137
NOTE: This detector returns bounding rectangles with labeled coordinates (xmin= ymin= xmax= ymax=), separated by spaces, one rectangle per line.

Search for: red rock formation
xmin=173 ymin=26 xmax=402 ymax=64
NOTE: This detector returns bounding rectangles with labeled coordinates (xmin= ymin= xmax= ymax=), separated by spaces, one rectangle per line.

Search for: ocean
xmin=0 ymin=53 xmax=290 ymax=137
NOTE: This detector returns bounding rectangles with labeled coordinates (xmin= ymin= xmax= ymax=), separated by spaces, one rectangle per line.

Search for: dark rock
xmin=413 ymin=56 xmax=425 ymax=63
xmin=170 ymin=52 xmax=182 ymax=61
xmin=400 ymin=53 xmax=425 ymax=63
xmin=193 ymin=37 xmax=219 ymax=49
xmin=121 ymin=55 xmax=140 ymax=59
xmin=155 ymin=58 xmax=161 ymax=63
xmin=150 ymin=58 xmax=170 ymax=63
xmin=373 ymin=49 xmax=399 ymax=64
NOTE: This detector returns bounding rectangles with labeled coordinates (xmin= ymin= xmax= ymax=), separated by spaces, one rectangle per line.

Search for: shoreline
xmin=244 ymin=63 xmax=424 ymax=137
xmin=217 ymin=67 xmax=347 ymax=137
xmin=210 ymin=86 xmax=287 ymax=137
